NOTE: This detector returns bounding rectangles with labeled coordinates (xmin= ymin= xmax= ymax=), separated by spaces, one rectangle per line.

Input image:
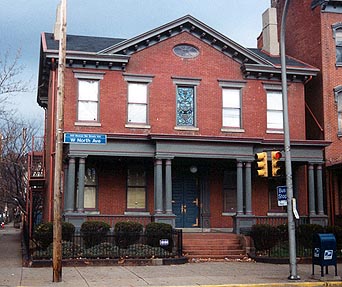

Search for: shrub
xmin=114 ymin=221 xmax=143 ymax=248
xmin=249 ymin=224 xmax=280 ymax=254
xmin=33 ymin=221 xmax=76 ymax=249
xmin=80 ymin=221 xmax=110 ymax=248
xmin=145 ymin=222 xmax=173 ymax=252
xmin=296 ymin=224 xmax=324 ymax=249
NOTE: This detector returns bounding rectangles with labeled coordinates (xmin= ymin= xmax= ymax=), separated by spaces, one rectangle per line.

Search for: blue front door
xmin=172 ymin=173 xmax=199 ymax=228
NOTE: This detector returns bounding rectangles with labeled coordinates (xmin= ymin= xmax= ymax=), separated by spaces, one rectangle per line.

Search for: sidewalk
xmin=1 ymin=224 xmax=341 ymax=287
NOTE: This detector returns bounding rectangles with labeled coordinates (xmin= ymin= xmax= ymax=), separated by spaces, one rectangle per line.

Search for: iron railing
xmin=29 ymin=229 xmax=183 ymax=260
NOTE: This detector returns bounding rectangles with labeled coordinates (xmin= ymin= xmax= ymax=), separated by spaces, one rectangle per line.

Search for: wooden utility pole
xmin=53 ymin=0 xmax=67 ymax=282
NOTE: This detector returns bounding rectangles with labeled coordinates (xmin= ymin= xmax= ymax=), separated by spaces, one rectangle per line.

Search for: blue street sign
xmin=64 ymin=133 xmax=107 ymax=144
xmin=277 ymin=185 xmax=287 ymax=206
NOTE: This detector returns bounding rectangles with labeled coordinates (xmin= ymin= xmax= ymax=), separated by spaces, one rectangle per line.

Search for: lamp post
xmin=280 ymin=0 xmax=300 ymax=280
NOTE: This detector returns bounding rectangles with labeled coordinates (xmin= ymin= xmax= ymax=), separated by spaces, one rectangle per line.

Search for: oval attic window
xmin=173 ymin=44 xmax=199 ymax=59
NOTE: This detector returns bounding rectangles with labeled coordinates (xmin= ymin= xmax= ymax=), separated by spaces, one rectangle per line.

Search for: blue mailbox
xmin=312 ymin=233 xmax=337 ymax=277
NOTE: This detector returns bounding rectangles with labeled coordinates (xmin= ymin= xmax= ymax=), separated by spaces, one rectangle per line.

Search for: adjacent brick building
xmin=28 ymin=14 xmax=327 ymax=234
xmin=274 ymin=0 xmax=342 ymax=225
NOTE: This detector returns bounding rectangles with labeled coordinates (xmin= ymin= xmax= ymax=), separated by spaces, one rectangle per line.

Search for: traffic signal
xmin=271 ymin=151 xmax=282 ymax=176
xmin=255 ymin=152 xmax=268 ymax=177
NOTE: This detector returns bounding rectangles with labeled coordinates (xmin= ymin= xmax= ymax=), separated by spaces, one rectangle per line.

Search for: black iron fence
xmin=29 ymin=229 xmax=183 ymax=260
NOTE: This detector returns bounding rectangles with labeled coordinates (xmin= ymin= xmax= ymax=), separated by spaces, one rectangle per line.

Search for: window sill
xmin=221 ymin=128 xmax=245 ymax=133
xmin=222 ymin=212 xmax=236 ymax=216
xmin=266 ymin=212 xmax=287 ymax=217
xmin=125 ymin=124 xmax=151 ymax=129
xmin=84 ymin=210 xmax=100 ymax=215
xmin=124 ymin=211 xmax=151 ymax=216
xmin=75 ymin=121 xmax=101 ymax=127
xmin=266 ymin=129 xmax=284 ymax=134
xmin=174 ymin=126 xmax=199 ymax=131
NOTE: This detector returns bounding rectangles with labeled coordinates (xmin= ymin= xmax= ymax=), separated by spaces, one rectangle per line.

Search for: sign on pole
xmin=277 ymin=186 xmax=287 ymax=207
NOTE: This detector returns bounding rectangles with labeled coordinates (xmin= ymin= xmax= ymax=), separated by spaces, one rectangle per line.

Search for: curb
xmin=196 ymin=283 xmax=342 ymax=287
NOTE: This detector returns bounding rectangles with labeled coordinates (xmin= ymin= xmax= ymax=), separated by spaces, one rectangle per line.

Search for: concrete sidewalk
xmin=1 ymin=224 xmax=341 ymax=287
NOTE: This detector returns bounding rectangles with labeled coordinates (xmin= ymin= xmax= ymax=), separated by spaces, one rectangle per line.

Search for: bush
xmin=80 ymin=221 xmax=110 ymax=248
xmin=114 ymin=221 xmax=143 ymax=248
xmin=249 ymin=224 xmax=280 ymax=253
xmin=33 ymin=221 xmax=76 ymax=249
xmin=145 ymin=222 xmax=173 ymax=252
xmin=296 ymin=224 xmax=324 ymax=250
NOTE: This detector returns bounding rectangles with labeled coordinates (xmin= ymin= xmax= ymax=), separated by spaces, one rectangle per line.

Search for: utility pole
xmin=280 ymin=0 xmax=300 ymax=280
xmin=53 ymin=0 xmax=67 ymax=282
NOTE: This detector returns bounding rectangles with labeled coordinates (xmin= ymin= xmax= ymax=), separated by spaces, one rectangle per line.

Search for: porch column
xmin=308 ymin=163 xmax=316 ymax=216
xmin=77 ymin=157 xmax=86 ymax=213
xmin=236 ymin=161 xmax=244 ymax=215
xmin=165 ymin=159 xmax=173 ymax=214
xmin=65 ymin=157 xmax=76 ymax=212
xmin=154 ymin=158 xmax=163 ymax=214
xmin=245 ymin=162 xmax=252 ymax=215
xmin=316 ymin=164 xmax=324 ymax=215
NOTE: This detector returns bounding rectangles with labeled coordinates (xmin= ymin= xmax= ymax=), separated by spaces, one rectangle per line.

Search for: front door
xmin=172 ymin=172 xmax=199 ymax=228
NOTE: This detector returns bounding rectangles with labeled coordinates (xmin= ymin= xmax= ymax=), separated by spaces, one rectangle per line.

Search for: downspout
xmin=49 ymin=58 xmax=57 ymax=221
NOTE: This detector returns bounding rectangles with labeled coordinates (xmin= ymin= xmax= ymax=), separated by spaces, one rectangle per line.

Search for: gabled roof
xmin=38 ymin=15 xmax=319 ymax=107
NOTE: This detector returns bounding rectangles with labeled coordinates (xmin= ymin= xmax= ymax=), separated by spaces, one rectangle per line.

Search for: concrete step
xmin=182 ymin=232 xmax=247 ymax=259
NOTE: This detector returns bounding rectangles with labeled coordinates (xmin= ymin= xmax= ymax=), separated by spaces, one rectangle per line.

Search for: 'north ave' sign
xmin=64 ymin=133 xmax=107 ymax=144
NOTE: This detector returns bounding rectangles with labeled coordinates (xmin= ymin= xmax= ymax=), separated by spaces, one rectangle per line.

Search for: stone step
xmin=182 ymin=232 xmax=247 ymax=259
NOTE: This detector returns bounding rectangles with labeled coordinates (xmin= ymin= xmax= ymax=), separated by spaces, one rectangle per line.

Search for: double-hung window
xmin=84 ymin=167 xmax=97 ymax=210
xmin=332 ymin=23 xmax=342 ymax=65
xmin=265 ymin=85 xmax=283 ymax=132
xmin=219 ymin=80 xmax=245 ymax=132
xmin=127 ymin=83 xmax=148 ymax=124
xmin=126 ymin=167 xmax=147 ymax=211
xmin=74 ymin=72 xmax=104 ymax=124
xmin=334 ymin=85 xmax=342 ymax=135
xmin=124 ymin=74 xmax=153 ymax=128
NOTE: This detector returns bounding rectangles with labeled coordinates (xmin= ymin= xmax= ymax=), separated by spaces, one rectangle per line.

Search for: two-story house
xmin=29 ymin=13 xmax=327 ymax=236
xmin=274 ymin=0 xmax=342 ymax=226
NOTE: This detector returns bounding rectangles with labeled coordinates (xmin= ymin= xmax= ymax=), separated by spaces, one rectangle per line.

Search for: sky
xmin=0 ymin=0 xmax=270 ymax=127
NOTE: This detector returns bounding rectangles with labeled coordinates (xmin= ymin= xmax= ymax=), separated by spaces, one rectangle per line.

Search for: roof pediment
xmin=99 ymin=15 xmax=270 ymax=66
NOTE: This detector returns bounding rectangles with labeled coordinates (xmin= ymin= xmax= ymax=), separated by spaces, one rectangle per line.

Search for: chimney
xmin=261 ymin=7 xmax=279 ymax=56
xmin=53 ymin=3 xmax=61 ymax=40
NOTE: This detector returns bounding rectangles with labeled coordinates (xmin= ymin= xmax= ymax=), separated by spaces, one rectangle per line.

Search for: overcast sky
xmin=0 ymin=0 xmax=270 ymax=125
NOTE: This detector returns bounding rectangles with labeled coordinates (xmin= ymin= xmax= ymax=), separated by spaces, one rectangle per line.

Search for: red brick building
xmin=274 ymin=0 xmax=342 ymax=225
xmin=29 ymin=14 xmax=327 ymax=234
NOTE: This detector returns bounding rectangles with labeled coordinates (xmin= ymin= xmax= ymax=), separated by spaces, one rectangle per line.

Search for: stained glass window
xmin=176 ymin=86 xmax=195 ymax=126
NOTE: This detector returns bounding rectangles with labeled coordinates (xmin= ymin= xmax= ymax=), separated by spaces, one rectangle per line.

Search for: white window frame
xmin=332 ymin=23 xmax=342 ymax=66
xmin=264 ymin=84 xmax=283 ymax=133
xmin=219 ymin=80 xmax=246 ymax=133
xmin=124 ymin=74 xmax=153 ymax=129
xmin=74 ymin=71 xmax=104 ymax=126
xmin=334 ymin=85 xmax=342 ymax=136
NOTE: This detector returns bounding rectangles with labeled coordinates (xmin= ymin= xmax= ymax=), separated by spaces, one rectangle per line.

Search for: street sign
xmin=64 ymin=133 xmax=107 ymax=144
xmin=277 ymin=185 xmax=287 ymax=206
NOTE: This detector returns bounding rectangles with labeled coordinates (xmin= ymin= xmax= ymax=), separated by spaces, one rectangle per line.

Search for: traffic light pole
xmin=280 ymin=0 xmax=300 ymax=280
